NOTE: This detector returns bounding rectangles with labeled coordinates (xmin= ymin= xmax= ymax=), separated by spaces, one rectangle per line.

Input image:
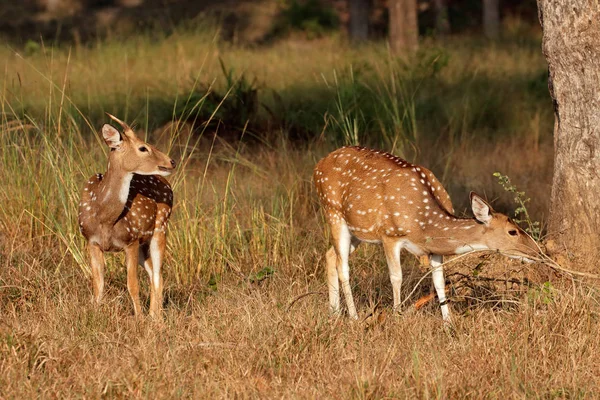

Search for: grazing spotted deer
xmin=314 ymin=146 xmax=539 ymax=322
xmin=78 ymin=114 xmax=176 ymax=317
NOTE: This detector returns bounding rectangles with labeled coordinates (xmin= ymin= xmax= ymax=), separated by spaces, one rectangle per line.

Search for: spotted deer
xmin=78 ymin=114 xmax=176 ymax=317
xmin=314 ymin=146 xmax=539 ymax=322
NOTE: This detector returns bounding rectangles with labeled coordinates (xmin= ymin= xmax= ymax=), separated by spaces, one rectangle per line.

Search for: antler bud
xmin=105 ymin=113 xmax=136 ymax=138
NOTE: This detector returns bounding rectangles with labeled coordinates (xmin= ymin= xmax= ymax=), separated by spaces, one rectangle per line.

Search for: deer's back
xmin=314 ymin=146 xmax=454 ymax=239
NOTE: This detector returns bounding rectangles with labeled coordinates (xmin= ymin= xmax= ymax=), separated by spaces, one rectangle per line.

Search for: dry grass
xmin=2 ymin=136 xmax=598 ymax=398
xmin=2 ymin=243 xmax=600 ymax=398
xmin=2 ymin=29 xmax=599 ymax=398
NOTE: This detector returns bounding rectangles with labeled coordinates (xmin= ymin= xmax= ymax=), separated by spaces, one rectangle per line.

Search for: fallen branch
xmin=286 ymin=291 xmax=325 ymax=312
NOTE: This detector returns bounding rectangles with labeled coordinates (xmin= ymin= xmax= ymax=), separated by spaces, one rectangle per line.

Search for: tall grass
xmin=0 ymin=26 xmax=556 ymax=283
xmin=1 ymin=28 xmax=589 ymax=398
xmin=0 ymin=24 xmax=557 ymax=278
xmin=2 ymin=28 xmax=552 ymax=140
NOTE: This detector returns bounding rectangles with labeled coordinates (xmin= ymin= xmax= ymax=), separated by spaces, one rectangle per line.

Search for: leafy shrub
xmin=494 ymin=172 xmax=542 ymax=241
xmin=270 ymin=0 xmax=339 ymax=39
xmin=174 ymin=59 xmax=258 ymax=135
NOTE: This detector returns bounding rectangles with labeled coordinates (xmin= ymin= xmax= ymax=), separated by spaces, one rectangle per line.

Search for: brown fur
xmin=78 ymin=115 xmax=175 ymax=317
xmin=314 ymin=146 xmax=537 ymax=256
xmin=314 ymin=146 xmax=540 ymax=321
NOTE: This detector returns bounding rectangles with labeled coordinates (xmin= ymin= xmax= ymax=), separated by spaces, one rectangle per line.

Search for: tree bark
xmin=389 ymin=0 xmax=418 ymax=53
xmin=433 ymin=0 xmax=450 ymax=36
xmin=483 ymin=0 xmax=500 ymax=39
xmin=349 ymin=0 xmax=369 ymax=42
xmin=537 ymin=0 xmax=600 ymax=265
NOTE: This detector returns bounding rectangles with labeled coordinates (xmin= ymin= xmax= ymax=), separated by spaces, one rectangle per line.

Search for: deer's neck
xmin=420 ymin=217 xmax=489 ymax=255
xmin=96 ymin=161 xmax=133 ymax=225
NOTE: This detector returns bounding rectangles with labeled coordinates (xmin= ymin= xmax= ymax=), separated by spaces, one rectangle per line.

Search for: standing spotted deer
xmin=314 ymin=146 xmax=539 ymax=322
xmin=78 ymin=114 xmax=176 ymax=317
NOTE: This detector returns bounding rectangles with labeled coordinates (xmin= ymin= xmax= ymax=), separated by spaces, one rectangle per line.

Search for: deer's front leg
xmin=89 ymin=243 xmax=106 ymax=305
xmin=431 ymin=254 xmax=451 ymax=323
xmin=125 ymin=242 xmax=143 ymax=317
xmin=383 ymin=238 xmax=403 ymax=312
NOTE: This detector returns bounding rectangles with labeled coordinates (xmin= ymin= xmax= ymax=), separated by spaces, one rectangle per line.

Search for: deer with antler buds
xmin=78 ymin=114 xmax=176 ymax=317
xmin=314 ymin=146 xmax=539 ymax=322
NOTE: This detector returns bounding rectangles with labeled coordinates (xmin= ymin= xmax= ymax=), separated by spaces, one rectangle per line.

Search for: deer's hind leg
xmin=147 ymin=232 xmax=166 ymax=318
xmin=327 ymin=214 xmax=361 ymax=319
xmin=138 ymin=239 xmax=163 ymax=318
xmin=139 ymin=242 xmax=152 ymax=280
xmin=138 ymin=242 xmax=153 ymax=314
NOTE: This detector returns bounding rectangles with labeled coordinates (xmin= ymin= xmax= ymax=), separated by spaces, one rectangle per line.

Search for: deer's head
xmin=470 ymin=192 xmax=540 ymax=260
xmin=102 ymin=114 xmax=176 ymax=176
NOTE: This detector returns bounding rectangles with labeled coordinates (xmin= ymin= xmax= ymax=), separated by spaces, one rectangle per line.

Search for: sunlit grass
xmin=1 ymin=29 xmax=589 ymax=398
xmin=2 ymin=28 xmax=551 ymax=141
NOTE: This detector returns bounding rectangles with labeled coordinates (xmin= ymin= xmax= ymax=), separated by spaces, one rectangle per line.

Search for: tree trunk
xmin=537 ymin=0 xmax=600 ymax=265
xmin=349 ymin=0 xmax=369 ymax=42
xmin=483 ymin=0 xmax=500 ymax=39
xmin=389 ymin=0 xmax=418 ymax=53
xmin=433 ymin=0 xmax=450 ymax=36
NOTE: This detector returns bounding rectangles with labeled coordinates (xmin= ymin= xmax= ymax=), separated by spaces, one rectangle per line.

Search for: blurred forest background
xmin=2 ymin=0 xmax=539 ymax=44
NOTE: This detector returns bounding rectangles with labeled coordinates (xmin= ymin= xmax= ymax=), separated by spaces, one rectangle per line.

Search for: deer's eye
xmin=508 ymin=229 xmax=518 ymax=236
xmin=139 ymin=146 xmax=148 ymax=152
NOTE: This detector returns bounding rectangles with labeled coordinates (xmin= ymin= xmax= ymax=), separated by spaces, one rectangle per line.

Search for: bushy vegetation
xmin=2 ymin=26 xmax=595 ymax=398
xmin=3 ymin=26 xmax=552 ymax=145
xmin=270 ymin=0 xmax=340 ymax=39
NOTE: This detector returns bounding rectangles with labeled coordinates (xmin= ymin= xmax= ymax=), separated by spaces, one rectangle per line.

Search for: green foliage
xmin=471 ymin=262 xmax=484 ymax=277
xmin=208 ymin=274 xmax=219 ymax=291
xmin=272 ymin=0 xmax=339 ymax=39
xmin=2 ymin=30 xmax=551 ymax=148
xmin=24 ymin=40 xmax=40 ymax=56
xmin=174 ymin=58 xmax=258 ymax=132
xmin=493 ymin=172 xmax=542 ymax=241
xmin=413 ymin=47 xmax=451 ymax=76
xmin=218 ymin=58 xmax=259 ymax=127
xmin=249 ymin=266 xmax=275 ymax=283
xmin=329 ymin=67 xmax=366 ymax=146
xmin=527 ymin=281 xmax=554 ymax=305
xmin=324 ymin=47 xmax=451 ymax=157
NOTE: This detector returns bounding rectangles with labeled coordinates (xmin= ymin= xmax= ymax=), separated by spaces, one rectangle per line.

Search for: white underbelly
xmin=356 ymin=238 xmax=382 ymax=244
xmin=351 ymin=235 xmax=425 ymax=255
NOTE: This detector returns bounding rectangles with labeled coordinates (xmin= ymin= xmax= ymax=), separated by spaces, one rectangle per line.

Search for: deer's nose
xmin=170 ymin=159 xmax=176 ymax=168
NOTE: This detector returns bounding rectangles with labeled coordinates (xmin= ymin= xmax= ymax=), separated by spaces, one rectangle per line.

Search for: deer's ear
xmin=470 ymin=192 xmax=493 ymax=225
xmin=102 ymin=124 xmax=123 ymax=149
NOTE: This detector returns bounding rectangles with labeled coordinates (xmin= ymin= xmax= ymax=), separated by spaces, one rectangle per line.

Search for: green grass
xmin=2 ymin=27 xmax=552 ymax=144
